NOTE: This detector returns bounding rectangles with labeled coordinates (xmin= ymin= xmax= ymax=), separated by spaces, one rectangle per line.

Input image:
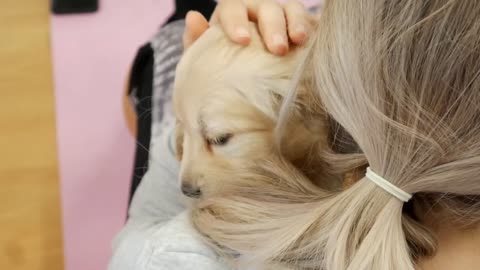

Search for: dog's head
xmin=173 ymin=24 xmax=328 ymax=198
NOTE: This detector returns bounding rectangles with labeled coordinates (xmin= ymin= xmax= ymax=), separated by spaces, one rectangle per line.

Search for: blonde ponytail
xmin=192 ymin=0 xmax=480 ymax=269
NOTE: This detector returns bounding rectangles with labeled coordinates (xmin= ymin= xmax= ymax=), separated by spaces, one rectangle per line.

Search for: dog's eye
xmin=207 ymin=134 xmax=233 ymax=146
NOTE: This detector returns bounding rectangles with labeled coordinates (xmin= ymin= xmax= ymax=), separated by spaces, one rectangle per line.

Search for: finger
xmin=183 ymin=11 xmax=210 ymax=49
xmin=284 ymin=0 xmax=311 ymax=44
xmin=212 ymin=0 xmax=261 ymax=23
xmin=243 ymin=0 xmax=261 ymax=21
xmin=216 ymin=0 xmax=251 ymax=45
xmin=257 ymin=0 xmax=289 ymax=55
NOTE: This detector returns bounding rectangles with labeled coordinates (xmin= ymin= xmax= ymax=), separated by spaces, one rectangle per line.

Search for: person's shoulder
xmin=147 ymin=212 xmax=211 ymax=254
xmin=141 ymin=212 xmax=232 ymax=270
xmin=109 ymin=211 xmax=233 ymax=270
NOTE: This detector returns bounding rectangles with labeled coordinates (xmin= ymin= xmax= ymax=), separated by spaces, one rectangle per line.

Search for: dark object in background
xmin=166 ymin=0 xmax=217 ymax=24
xmin=128 ymin=43 xmax=154 ymax=205
xmin=51 ymin=0 xmax=99 ymax=14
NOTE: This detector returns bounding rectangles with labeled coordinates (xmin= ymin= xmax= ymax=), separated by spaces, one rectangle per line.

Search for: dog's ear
xmin=175 ymin=120 xmax=184 ymax=161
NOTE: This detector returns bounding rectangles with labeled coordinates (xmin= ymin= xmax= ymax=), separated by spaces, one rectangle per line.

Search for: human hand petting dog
xmin=182 ymin=0 xmax=313 ymax=55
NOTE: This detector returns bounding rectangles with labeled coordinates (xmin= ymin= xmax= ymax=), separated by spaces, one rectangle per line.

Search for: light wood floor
xmin=0 ymin=1 xmax=64 ymax=269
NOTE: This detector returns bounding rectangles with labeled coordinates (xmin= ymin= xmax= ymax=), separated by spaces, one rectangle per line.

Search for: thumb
xmin=183 ymin=11 xmax=210 ymax=49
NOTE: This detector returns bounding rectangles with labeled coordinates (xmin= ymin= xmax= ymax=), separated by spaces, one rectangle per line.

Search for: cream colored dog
xmin=173 ymin=24 xmax=330 ymax=199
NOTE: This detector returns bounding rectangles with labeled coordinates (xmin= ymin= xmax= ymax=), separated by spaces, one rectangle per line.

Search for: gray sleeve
xmin=108 ymin=125 xmax=181 ymax=267
xmin=127 ymin=124 xmax=184 ymax=222
xmin=109 ymin=211 xmax=232 ymax=270
xmin=137 ymin=213 xmax=232 ymax=270
xmin=145 ymin=253 xmax=228 ymax=270
xmin=108 ymin=125 xmax=232 ymax=270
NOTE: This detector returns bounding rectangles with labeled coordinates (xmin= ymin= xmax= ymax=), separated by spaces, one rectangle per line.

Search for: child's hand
xmin=182 ymin=0 xmax=313 ymax=56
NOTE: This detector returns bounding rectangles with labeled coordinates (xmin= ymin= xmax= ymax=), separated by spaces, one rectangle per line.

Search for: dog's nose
xmin=181 ymin=183 xmax=202 ymax=198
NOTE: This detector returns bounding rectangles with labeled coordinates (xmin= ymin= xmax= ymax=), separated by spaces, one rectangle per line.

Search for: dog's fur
xmin=171 ymin=24 xmax=370 ymax=270
xmin=173 ymin=24 xmax=333 ymax=199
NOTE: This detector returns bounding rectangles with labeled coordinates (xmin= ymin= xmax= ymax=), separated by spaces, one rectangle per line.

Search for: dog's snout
xmin=181 ymin=183 xmax=202 ymax=198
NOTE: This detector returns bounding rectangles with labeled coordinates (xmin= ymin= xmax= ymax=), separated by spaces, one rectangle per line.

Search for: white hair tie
xmin=365 ymin=167 xmax=412 ymax=202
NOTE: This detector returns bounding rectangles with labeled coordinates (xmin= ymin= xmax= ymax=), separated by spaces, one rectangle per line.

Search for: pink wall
xmin=50 ymin=1 xmax=173 ymax=270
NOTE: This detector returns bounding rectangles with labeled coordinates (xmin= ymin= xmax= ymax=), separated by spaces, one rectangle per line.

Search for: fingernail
xmin=272 ymin=34 xmax=287 ymax=47
xmin=294 ymin=24 xmax=308 ymax=43
xmin=296 ymin=24 xmax=307 ymax=35
xmin=235 ymin=27 xmax=250 ymax=39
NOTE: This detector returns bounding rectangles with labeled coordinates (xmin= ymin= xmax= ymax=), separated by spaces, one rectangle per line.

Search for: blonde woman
xmin=186 ymin=1 xmax=480 ymax=270
xmin=110 ymin=1 xmax=480 ymax=270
